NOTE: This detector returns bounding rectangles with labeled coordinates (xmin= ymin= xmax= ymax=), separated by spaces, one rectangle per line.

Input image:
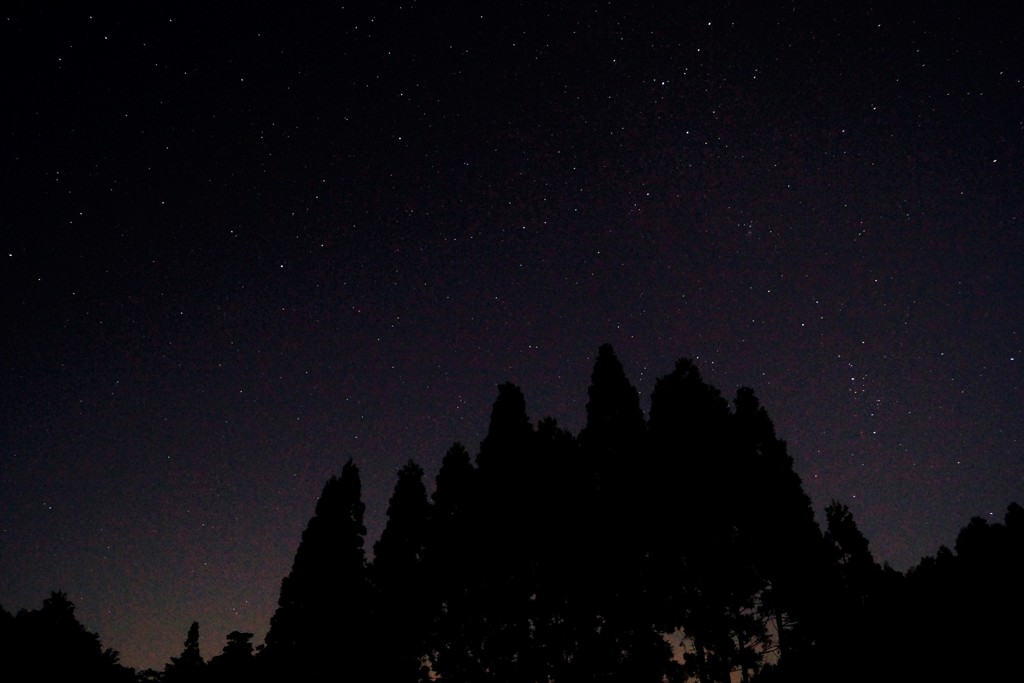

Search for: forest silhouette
xmin=2 ymin=345 xmax=1021 ymax=681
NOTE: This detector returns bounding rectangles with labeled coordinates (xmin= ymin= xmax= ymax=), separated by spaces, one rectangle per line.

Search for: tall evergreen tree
xmin=372 ymin=460 xmax=433 ymax=682
xmin=426 ymin=442 xmax=484 ymax=682
xmin=798 ymin=500 xmax=888 ymax=683
xmin=577 ymin=344 xmax=677 ymax=683
xmin=164 ymin=621 xmax=205 ymax=683
xmin=824 ymin=501 xmax=881 ymax=605
xmin=731 ymin=387 xmax=829 ymax=672
xmin=578 ymin=343 xmax=648 ymax=588
xmin=528 ymin=416 xmax=595 ymax=683
xmin=262 ymin=459 xmax=371 ymax=680
xmin=579 ymin=343 xmax=647 ymax=475
xmin=472 ymin=382 xmax=537 ymax=681
xmin=431 ymin=442 xmax=476 ymax=521
xmin=648 ymin=358 xmax=747 ymax=683
xmin=477 ymin=381 xmax=533 ymax=476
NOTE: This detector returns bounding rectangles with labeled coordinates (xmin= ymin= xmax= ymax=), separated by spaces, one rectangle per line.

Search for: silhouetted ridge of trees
xmin=262 ymin=458 xmax=372 ymax=679
xmin=8 ymin=345 xmax=1023 ymax=681
xmin=0 ymin=591 xmax=135 ymax=682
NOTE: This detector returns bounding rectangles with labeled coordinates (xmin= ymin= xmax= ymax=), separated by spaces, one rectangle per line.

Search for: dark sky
xmin=2 ymin=1 xmax=1021 ymax=671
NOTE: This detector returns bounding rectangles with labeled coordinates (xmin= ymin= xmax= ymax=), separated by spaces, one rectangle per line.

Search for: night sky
xmin=2 ymin=1 xmax=1021 ymax=672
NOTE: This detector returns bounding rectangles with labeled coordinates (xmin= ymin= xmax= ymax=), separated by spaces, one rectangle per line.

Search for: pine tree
xmin=824 ymin=501 xmax=881 ymax=605
xmin=648 ymin=358 xmax=745 ymax=683
xmin=164 ymin=621 xmax=205 ymax=683
xmin=528 ymin=416 xmax=592 ymax=683
xmin=372 ymin=460 xmax=433 ymax=682
xmin=577 ymin=344 xmax=676 ymax=683
xmin=477 ymin=382 xmax=533 ymax=476
xmin=732 ymin=387 xmax=829 ymax=672
xmin=425 ymin=442 xmax=483 ymax=682
xmin=472 ymin=382 xmax=537 ymax=681
xmin=579 ymin=343 xmax=647 ymax=475
xmin=578 ymin=343 xmax=648 ymax=589
xmin=263 ymin=459 xmax=371 ymax=680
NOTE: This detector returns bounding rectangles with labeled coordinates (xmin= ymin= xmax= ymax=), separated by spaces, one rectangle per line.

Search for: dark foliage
xmin=207 ymin=630 xmax=255 ymax=683
xmin=261 ymin=458 xmax=372 ymax=680
xmin=17 ymin=345 xmax=1023 ymax=682
xmin=163 ymin=621 xmax=205 ymax=683
xmin=372 ymin=460 xmax=433 ymax=682
xmin=0 ymin=591 xmax=135 ymax=682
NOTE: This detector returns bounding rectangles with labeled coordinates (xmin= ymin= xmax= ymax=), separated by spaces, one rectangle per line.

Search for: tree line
xmin=3 ymin=344 xmax=1021 ymax=681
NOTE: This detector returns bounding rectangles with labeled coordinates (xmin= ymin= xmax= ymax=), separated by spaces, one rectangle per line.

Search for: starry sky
xmin=2 ymin=1 xmax=1021 ymax=672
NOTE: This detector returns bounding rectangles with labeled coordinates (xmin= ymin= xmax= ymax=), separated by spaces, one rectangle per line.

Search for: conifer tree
xmin=431 ymin=442 xmax=476 ymax=519
xmin=164 ymin=621 xmax=205 ymax=683
xmin=648 ymin=359 xmax=745 ymax=683
xmin=579 ymin=343 xmax=648 ymax=583
xmin=372 ymin=460 xmax=433 ymax=682
xmin=528 ymin=416 xmax=594 ymax=683
xmin=477 ymin=382 xmax=533 ymax=475
xmin=472 ymin=382 xmax=537 ymax=681
xmin=426 ymin=442 xmax=484 ymax=682
xmin=811 ymin=501 xmax=896 ymax=682
xmin=732 ymin=387 xmax=829 ymax=669
xmin=824 ymin=501 xmax=881 ymax=605
xmin=579 ymin=343 xmax=647 ymax=474
xmin=263 ymin=459 xmax=370 ymax=680
xmin=578 ymin=344 xmax=676 ymax=682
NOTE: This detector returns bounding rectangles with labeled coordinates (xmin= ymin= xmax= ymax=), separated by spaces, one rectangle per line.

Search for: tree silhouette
xmin=824 ymin=501 xmax=881 ymax=605
xmin=578 ymin=344 xmax=677 ymax=682
xmin=731 ymin=387 xmax=830 ymax=674
xmin=648 ymin=358 xmax=744 ymax=683
xmin=207 ymin=630 xmax=254 ymax=683
xmin=579 ymin=343 xmax=647 ymax=477
xmin=163 ymin=621 xmax=205 ymax=683
xmin=7 ymin=345 xmax=1024 ymax=682
xmin=477 ymin=381 xmax=534 ymax=475
xmin=799 ymin=500 xmax=893 ymax=683
xmin=425 ymin=442 xmax=481 ymax=681
xmin=0 ymin=603 xmax=13 ymax=673
xmin=470 ymin=382 xmax=538 ymax=681
xmin=372 ymin=460 xmax=433 ymax=682
xmin=2 ymin=591 xmax=134 ymax=682
xmin=946 ymin=503 xmax=1024 ymax=679
xmin=579 ymin=343 xmax=648 ymax=594
xmin=262 ymin=458 xmax=371 ymax=680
